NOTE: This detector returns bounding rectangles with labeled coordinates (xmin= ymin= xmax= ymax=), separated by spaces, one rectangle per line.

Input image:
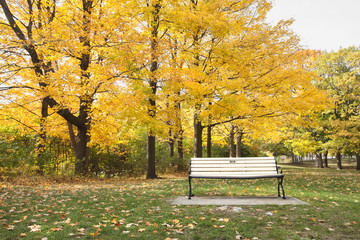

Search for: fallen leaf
xmin=6 ymin=225 xmax=15 ymax=231
xmin=223 ymin=218 xmax=230 ymax=223
xmin=213 ymin=225 xmax=225 ymax=229
xmin=28 ymin=224 xmax=41 ymax=232
xmin=50 ymin=226 xmax=63 ymax=232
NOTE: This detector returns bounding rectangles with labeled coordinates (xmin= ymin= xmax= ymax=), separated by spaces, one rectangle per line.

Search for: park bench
xmin=188 ymin=157 xmax=285 ymax=199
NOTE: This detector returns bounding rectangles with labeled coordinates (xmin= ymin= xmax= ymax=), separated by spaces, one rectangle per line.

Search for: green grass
xmin=0 ymin=165 xmax=359 ymax=240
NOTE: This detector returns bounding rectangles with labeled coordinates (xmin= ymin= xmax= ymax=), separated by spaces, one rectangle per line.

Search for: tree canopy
xmin=0 ymin=0 xmax=336 ymax=176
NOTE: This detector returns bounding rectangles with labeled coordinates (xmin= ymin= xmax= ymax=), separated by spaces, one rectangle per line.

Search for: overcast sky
xmin=267 ymin=0 xmax=360 ymax=52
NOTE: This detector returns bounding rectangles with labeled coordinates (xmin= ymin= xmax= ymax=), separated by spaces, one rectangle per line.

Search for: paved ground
xmin=172 ymin=196 xmax=309 ymax=205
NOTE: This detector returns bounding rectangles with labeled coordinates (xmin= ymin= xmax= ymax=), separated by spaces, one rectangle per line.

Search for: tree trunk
xmin=74 ymin=125 xmax=90 ymax=175
xmin=169 ymin=129 xmax=174 ymax=158
xmin=324 ymin=150 xmax=329 ymax=168
xmin=229 ymin=122 xmax=235 ymax=157
xmin=176 ymin=101 xmax=185 ymax=171
xmin=73 ymin=0 xmax=93 ymax=176
xmin=67 ymin=122 xmax=77 ymax=154
xmin=291 ymin=151 xmax=296 ymax=163
xmin=177 ymin=131 xmax=185 ymax=171
xmin=236 ymin=128 xmax=243 ymax=157
xmin=194 ymin=112 xmax=203 ymax=157
xmin=356 ymin=154 xmax=360 ymax=171
xmin=207 ymin=125 xmax=212 ymax=157
xmin=336 ymin=150 xmax=342 ymax=170
xmin=146 ymin=0 xmax=160 ymax=179
xmin=146 ymin=131 xmax=157 ymax=179
xmin=37 ymin=99 xmax=48 ymax=175
xmin=315 ymin=153 xmax=324 ymax=168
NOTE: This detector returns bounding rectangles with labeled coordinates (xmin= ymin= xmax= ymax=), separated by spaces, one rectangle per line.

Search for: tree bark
xmin=177 ymin=132 xmax=185 ymax=171
xmin=74 ymin=125 xmax=90 ymax=175
xmin=169 ymin=129 xmax=174 ymax=158
xmin=236 ymin=128 xmax=243 ymax=157
xmin=207 ymin=126 xmax=212 ymax=157
xmin=324 ymin=150 xmax=329 ymax=167
xmin=37 ymin=99 xmax=48 ymax=175
xmin=336 ymin=150 xmax=342 ymax=170
xmin=67 ymin=122 xmax=77 ymax=154
xmin=146 ymin=0 xmax=161 ymax=179
xmin=229 ymin=121 xmax=235 ymax=157
xmin=176 ymin=101 xmax=185 ymax=171
xmin=356 ymin=154 xmax=360 ymax=171
xmin=146 ymin=131 xmax=157 ymax=179
xmin=194 ymin=112 xmax=203 ymax=157
xmin=315 ymin=153 xmax=324 ymax=168
xmin=291 ymin=151 xmax=296 ymax=163
xmin=73 ymin=0 xmax=93 ymax=175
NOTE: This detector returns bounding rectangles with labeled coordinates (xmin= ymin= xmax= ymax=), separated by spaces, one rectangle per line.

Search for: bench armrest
xmin=277 ymin=166 xmax=283 ymax=174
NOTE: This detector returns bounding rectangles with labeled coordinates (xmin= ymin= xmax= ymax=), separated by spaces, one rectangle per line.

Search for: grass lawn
xmin=0 ymin=165 xmax=359 ymax=240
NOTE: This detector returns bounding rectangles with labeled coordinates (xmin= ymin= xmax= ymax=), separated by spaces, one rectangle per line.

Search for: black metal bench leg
xmin=278 ymin=177 xmax=286 ymax=199
xmin=277 ymin=178 xmax=281 ymax=197
xmin=188 ymin=177 xmax=192 ymax=199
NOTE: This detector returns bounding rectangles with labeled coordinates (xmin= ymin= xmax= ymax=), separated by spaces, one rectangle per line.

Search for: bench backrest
xmin=189 ymin=157 xmax=279 ymax=178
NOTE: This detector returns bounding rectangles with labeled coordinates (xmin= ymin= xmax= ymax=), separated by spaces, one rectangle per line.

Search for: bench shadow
xmin=171 ymin=195 xmax=310 ymax=205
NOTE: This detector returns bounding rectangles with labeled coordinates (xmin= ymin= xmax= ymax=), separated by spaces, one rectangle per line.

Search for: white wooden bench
xmin=188 ymin=157 xmax=285 ymax=199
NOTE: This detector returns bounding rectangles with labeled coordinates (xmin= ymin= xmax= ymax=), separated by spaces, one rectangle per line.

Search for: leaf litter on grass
xmin=1 ymin=170 xmax=360 ymax=239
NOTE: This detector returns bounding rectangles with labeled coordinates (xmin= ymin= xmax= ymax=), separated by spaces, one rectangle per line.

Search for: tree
xmin=315 ymin=46 xmax=360 ymax=170
xmin=0 ymin=0 xmax=136 ymax=175
xmin=168 ymin=1 xmax=328 ymax=158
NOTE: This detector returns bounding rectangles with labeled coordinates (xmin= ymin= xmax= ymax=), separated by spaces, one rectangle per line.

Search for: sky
xmin=267 ymin=0 xmax=360 ymax=52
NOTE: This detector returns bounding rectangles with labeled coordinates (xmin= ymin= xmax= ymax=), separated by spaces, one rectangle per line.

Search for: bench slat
xmin=191 ymin=163 xmax=276 ymax=167
xmin=191 ymin=172 xmax=281 ymax=176
xmin=191 ymin=167 xmax=277 ymax=172
xmin=191 ymin=157 xmax=274 ymax=161
xmin=191 ymin=160 xmax=276 ymax=164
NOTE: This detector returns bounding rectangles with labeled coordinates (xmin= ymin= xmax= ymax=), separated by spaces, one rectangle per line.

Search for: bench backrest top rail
xmin=191 ymin=161 xmax=275 ymax=165
xmin=190 ymin=172 xmax=282 ymax=176
xmin=191 ymin=157 xmax=274 ymax=161
xmin=191 ymin=167 xmax=276 ymax=171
